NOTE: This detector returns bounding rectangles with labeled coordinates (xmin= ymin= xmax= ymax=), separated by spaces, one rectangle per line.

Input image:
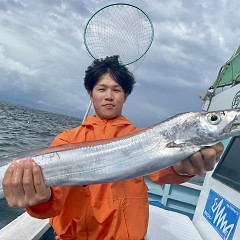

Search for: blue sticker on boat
xmin=203 ymin=189 xmax=240 ymax=240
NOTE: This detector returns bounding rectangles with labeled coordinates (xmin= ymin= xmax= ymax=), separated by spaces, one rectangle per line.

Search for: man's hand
xmin=2 ymin=158 xmax=51 ymax=208
xmin=173 ymin=142 xmax=224 ymax=176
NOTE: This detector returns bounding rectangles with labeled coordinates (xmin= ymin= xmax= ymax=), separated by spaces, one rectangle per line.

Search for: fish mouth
xmin=225 ymin=113 xmax=240 ymax=133
xmin=231 ymin=121 xmax=240 ymax=130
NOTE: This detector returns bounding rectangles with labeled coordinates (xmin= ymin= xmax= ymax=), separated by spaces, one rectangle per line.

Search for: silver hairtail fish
xmin=0 ymin=109 xmax=240 ymax=199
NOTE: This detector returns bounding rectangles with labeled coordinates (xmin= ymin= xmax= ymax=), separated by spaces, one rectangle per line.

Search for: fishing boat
xmin=0 ymin=46 xmax=240 ymax=240
xmin=146 ymin=44 xmax=240 ymax=240
xmin=191 ymin=45 xmax=240 ymax=240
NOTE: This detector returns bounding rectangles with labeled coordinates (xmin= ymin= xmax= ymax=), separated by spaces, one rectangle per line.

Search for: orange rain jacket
xmin=26 ymin=115 xmax=191 ymax=240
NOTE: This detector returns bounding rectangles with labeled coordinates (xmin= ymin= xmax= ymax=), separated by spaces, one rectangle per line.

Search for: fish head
xmin=198 ymin=109 xmax=240 ymax=143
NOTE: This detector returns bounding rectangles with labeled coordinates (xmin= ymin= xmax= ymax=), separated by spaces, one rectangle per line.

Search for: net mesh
xmin=84 ymin=4 xmax=154 ymax=72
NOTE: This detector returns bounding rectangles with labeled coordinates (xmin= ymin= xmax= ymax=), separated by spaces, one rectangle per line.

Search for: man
xmin=3 ymin=56 xmax=223 ymax=239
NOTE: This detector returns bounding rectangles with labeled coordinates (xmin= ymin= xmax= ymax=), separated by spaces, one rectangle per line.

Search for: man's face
xmin=90 ymin=73 xmax=127 ymax=120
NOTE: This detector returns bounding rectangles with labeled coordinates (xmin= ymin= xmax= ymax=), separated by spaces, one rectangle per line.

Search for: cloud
xmin=132 ymin=0 xmax=240 ymax=93
xmin=0 ymin=0 xmax=240 ymax=126
xmin=0 ymin=45 xmax=35 ymax=75
xmin=0 ymin=1 xmax=94 ymax=117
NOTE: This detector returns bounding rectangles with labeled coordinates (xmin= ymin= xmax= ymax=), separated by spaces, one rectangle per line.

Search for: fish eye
xmin=207 ymin=113 xmax=222 ymax=125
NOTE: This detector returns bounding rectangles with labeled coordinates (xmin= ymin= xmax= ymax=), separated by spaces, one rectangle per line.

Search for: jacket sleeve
xmin=147 ymin=166 xmax=193 ymax=184
xmin=26 ymin=131 xmax=71 ymax=219
xmin=26 ymin=186 xmax=64 ymax=219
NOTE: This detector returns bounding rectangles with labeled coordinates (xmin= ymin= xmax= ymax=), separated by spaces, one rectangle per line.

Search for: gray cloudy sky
xmin=0 ymin=0 xmax=239 ymax=127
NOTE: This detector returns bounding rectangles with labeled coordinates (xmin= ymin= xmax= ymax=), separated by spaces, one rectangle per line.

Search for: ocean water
xmin=0 ymin=101 xmax=82 ymax=230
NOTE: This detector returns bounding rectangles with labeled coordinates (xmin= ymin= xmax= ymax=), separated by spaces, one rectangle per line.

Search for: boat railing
xmin=0 ymin=212 xmax=51 ymax=240
xmin=146 ymin=179 xmax=202 ymax=219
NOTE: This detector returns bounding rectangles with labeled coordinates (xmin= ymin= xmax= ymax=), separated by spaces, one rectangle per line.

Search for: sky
xmin=0 ymin=0 xmax=240 ymax=127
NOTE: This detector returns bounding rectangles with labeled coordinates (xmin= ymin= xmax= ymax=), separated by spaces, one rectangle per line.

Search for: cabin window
xmin=212 ymin=136 xmax=240 ymax=192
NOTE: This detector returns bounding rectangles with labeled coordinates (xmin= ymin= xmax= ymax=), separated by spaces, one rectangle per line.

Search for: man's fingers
xmin=11 ymin=161 xmax=26 ymax=207
xmin=213 ymin=142 xmax=224 ymax=152
xmin=201 ymin=147 xmax=216 ymax=160
xmin=2 ymin=162 xmax=15 ymax=200
xmin=173 ymin=143 xmax=224 ymax=177
xmin=189 ymin=152 xmax=205 ymax=174
xmin=32 ymin=161 xmax=45 ymax=191
xmin=22 ymin=159 xmax=36 ymax=199
xmin=211 ymin=142 xmax=224 ymax=161
xmin=32 ymin=161 xmax=51 ymax=203
xmin=2 ymin=159 xmax=51 ymax=208
xmin=200 ymin=147 xmax=217 ymax=170
xmin=174 ymin=158 xmax=196 ymax=176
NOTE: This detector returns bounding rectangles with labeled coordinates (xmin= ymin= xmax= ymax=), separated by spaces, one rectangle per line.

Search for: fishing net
xmin=83 ymin=3 xmax=154 ymax=72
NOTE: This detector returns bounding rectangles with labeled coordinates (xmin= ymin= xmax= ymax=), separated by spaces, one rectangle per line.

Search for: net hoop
xmin=83 ymin=3 xmax=154 ymax=66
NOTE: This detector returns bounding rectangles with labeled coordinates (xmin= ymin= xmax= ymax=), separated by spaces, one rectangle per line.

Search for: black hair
xmin=84 ymin=55 xmax=136 ymax=95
